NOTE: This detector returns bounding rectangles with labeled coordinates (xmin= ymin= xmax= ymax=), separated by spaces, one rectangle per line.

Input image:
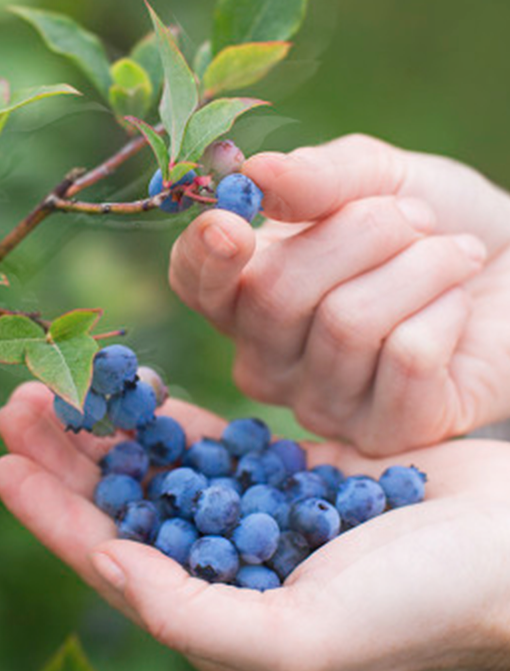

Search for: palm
xmin=1 ymin=384 xmax=509 ymax=671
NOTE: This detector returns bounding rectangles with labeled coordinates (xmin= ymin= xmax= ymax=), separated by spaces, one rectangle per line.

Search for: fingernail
xmin=452 ymin=234 xmax=487 ymax=263
xmin=202 ymin=224 xmax=239 ymax=259
xmin=92 ymin=552 xmax=126 ymax=591
xmin=397 ymin=197 xmax=436 ymax=232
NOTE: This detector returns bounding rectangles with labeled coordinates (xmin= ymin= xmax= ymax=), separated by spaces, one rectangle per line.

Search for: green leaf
xmin=213 ymin=0 xmax=308 ymax=52
xmin=9 ymin=6 xmax=112 ymax=99
xmin=0 ymin=83 xmax=81 ymax=134
xmin=180 ymin=97 xmax=269 ymax=163
xmin=170 ymin=161 xmax=197 ymax=184
xmin=131 ymin=32 xmax=164 ymax=100
xmin=109 ymin=58 xmax=153 ymax=123
xmin=49 ymin=309 xmax=101 ymax=341
xmin=0 ymin=79 xmax=10 ymax=135
xmin=125 ymin=116 xmax=169 ymax=181
xmin=193 ymin=40 xmax=213 ymax=81
xmin=203 ymin=42 xmax=291 ymax=97
xmin=42 ymin=635 xmax=96 ymax=671
xmin=146 ymin=3 xmax=198 ymax=160
xmin=0 ymin=316 xmax=45 ymax=365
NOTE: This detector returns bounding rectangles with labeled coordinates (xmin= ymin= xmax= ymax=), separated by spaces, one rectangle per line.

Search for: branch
xmin=51 ymin=190 xmax=174 ymax=215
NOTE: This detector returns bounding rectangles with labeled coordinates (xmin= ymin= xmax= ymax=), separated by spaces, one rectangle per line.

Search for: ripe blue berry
xmin=379 ymin=466 xmax=427 ymax=508
xmin=232 ymin=513 xmax=280 ymax=564
xmin=160 ymin=467 xmax=208 ymax=520
xmin=108 ymin=381 xmax=157 ymax=430
xmin=155 ymin=518 xmax=199 ymax=566
xmin=54 ymin=391 xmax=107 ymax=433
xmin=266 ymin=530 xmax=310 ymax=580
xmin=222 ymin=418 xmax=271 ymax=457
xmin=283 ymin=471 xmax=328 ymax=504
xmin=94 ymin=474 xmax=143 ymax=519
xmin=268 ymin=439 xmax=307 ymax=475
xmin=137 ymin=416 xmax=186 ymax=467
xmin=203 ymin=140 xmax=245 ymax=179
xmin=311 ymin=464 xmax=345 ymax=502
xmin=189 ymin=536 xmax=239 ymax=583
xmin=288 ymin=498 xmax=341 ymax=548
xmin=117 ymin=501 xmax=160 ymax=543
xmin=241 ymin=484 xmax=289 ymax=529
xmin=145 ymin=471 xmax=169 ymax=517
xmin=148 ymin=168 xmax=196 ymax=213
xmin=194 ymin=485 xmax=241 ymax=535
xmin=92 ymin=345 xmax=138 ymax=396
xmin=216 ymin=174 xmax=263 ymax=223
xmin=100 ymin=440 xmax=149 ymax=481
xmin=335 ymin=476 xmax=386 ymax=527
xmin=183 ymin=438 xmax=232 ymax=478
xmin=235 ymin=450 xmax=286 ymax=490
xmin=208 ymin=477 xmax=243 ymax=495
xmin=235 ymin=565 xmax=281 ymax=591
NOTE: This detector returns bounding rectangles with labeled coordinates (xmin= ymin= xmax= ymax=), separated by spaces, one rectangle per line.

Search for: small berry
xmin=203 ymin=140 xmax=245 ymax=179
xmin=288 ymin=498 xmax=341 ymax=548
xmin=148 ymin=168 xmax=196 ymax=213
xmin=160 ymin=467 xmax=208 ymax=520
xmin=266 ymin=531 xmax=310 ymax=580
xmin=222 ymin=418 xmax=271 ymax=458
xmin=136 ymin=366 xmax=168 ymax=407
xmin=189 ymin=536 xmax=239 ymax=583
xmin=92 ymin=345 xmax=138 ymax=396
xmin=235 ymin=450 xmax=286 ymax=489
xmin=283 ymin=471 xmax=328 ymax=504
xmin=208 ymin=477 xmax=243 ymax=495
xmin=94 ymin=474 xmax=143 ymax=519
xmin=232 ymin=513 xmax=280 ymax=564
xmin=108 ymin=381 xmax=157 ymax=430
xmin=183 ymin=438 xmax=232 ymax=478
xmin=379 ymin=466 xmax=427 ymax=508
xmin=240 ymin=484 xmax=289 ymax=529
xmin=194 ymin=485 xmax=241 ymax=535
xmin=155 ymin=518 xmax=199 ymax=566
xmin=54 ymin=391 xmax=107 ymax=433
xmin=235 ymin=565 xmax=281 ymax=591
xmin=335 ymin=476 xmax=387 ymax=527
xmin=268 ymin=439 xmax=307 ymax=475
xmin=117 ymin=500 xmax=160 ymax=543
xmin=311 ymin=464 xmax=345 ymax=503
xmin=216 ymin=173 xmax=263 ymax=223
xmin=100 ymin=440 xmax=149 ymax=481
xmin=137 ymin=416 xmax=186 ymax=467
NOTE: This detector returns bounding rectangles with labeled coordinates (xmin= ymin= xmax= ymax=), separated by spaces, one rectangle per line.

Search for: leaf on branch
xmin=146 ymin=2 xmax=198 ymax=160
xmin=180 ymin=97 xmax=269 ymax=163
xmin=130 ymin=32 xmax=164 ymax=101
xmin=203 ymin=42 xmax=291 ymax=97
xmin=193 ymin=40 xmax=213 ymax=81
xmin=0 ymin=84 xmax=81 ymax=135
xmin=109 ymin=58 xmax=153 ymax=125
xmin=41 ymin=635 xmax=97 ymax=671
xmin=169 ymin=162 xmax=197 ymax=184
xmin=125 ymin=116 xmax=170 ymax=181
xmin=213 ymin=0 xmax=308 ymax=53
xmin=0 ymin=309 xmax=102 ymax=409
xmin=9 ymin=6 xmax=112 ymax=99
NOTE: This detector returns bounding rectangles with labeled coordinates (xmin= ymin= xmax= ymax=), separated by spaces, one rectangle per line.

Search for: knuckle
xmin=317 ymin=289 xmax=377 ymax=350
xmin=240 ymin=268 xmax=295 ymax=326
xmin=233 ymin=356 xmax=283 ymax=404
xmin=385 ymin=322 xmax=442 ymax=378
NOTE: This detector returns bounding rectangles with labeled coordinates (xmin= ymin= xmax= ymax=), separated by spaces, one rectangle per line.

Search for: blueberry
xmin=117 ymin=500 xmax=160 ymax=543
xmin=189 ymin=536 xmax=239 ymax=583
xmin=266 ymin=531 xmax=310 ymax=581
xmin=311 ymin=464 xmax=345 ymax=503
xmin=194 ymin=485 xmax=241 ymax=535
xmin=100 ymin=440 xmax=149 ymax=481
xmin=222 ymin=418 xmax=271 ymax=458
xmin=203 ymin=140 xmax=245 ymax=179
xmin=136 ymin=366 xmax=168 ymax=407
xmin=235 ymin=450 xmax=286 ymax=490
xmin=148 ymin=168 xmax=196 ymax=213
xmin=108 ymin=381 xmax=157 ymax=431
xmin=335 ymin=476 xmax=387 ymax=527
xmin=145 ymin=471 xmax=169 ymax=517
xmin=155 ymin=518 xmax=199 ymax=566
xmin=241 ymin=484 xmax=289 ymax=529
xmin=283 ymin=471 xmax=328 ymax=504
xmin=288 ymin=498 xmax=341 ymax=548
xmin=160 ymin=467 xmax=208 ymax=520
xmin=92 ymin=345 xmax=138 ymax=396
xmin=379 ymin=466 xmax=427 ymax=508
xmin=137 ymin=416 xmax=186 ymax=467
xmin=208 ymin=477 xmax=243 ymax=495
xmin=235 ymin=565 xmax=281 ymax=591
xmin=232 ymin=513 xmax=280 ymax=564
xmin=54 ymin=391 xmax=107 ymax=433
xmin=216 ymin=174 xmax=264 ymax=223
xmin=268 ymin=439 xmax=307 ymax=475
xmin=183 ymin=438 xmax=232 ymax=478
xmin=94 ymin=474 xmax=143 ymax=519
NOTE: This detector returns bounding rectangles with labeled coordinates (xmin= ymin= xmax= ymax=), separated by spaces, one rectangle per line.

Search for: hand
xmin=2 ymin=383 xmax=510 ymax=671
xmin=170 ymin=134 xmax=510 ymax=454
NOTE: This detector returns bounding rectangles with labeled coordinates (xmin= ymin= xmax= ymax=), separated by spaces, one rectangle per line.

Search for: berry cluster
xmin=53 ymin=345 xmax=167 ymax=434
xmin=148 ymin=140 xmax=264 ymax=223
xmin=92 ymin=414 xmax=427 ymax=591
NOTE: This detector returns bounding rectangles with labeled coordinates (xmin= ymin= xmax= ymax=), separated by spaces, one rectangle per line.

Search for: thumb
xmin=244 ymin=134 xmax=406 ymax=223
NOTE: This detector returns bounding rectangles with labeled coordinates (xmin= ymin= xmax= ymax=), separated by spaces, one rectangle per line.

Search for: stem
xmin=0 ymin=308 xmax=50 ymax=331
xmin=93 ymin=329 xmax=127 ymax=341
xmin=51 ymin=189 xmax=173 ymax=215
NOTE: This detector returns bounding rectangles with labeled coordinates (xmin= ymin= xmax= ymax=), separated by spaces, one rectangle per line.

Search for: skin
xmin=169 ymin=134 xmax=510 ymax=455
xmin=2 ymin=383 xmax=510 ymax=670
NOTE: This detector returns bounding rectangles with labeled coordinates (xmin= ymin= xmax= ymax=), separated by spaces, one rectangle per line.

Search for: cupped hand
xmin=170 ymin=135 xmax=510 ymax=454
xmin=2 ymin=383 xmax=510 ymax=671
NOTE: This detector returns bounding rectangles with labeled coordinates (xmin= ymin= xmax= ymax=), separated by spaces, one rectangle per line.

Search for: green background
xmin=1 ymin=0 xmax=510 ymax=668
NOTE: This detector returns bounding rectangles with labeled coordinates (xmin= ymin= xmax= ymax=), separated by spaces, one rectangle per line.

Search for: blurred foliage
xmin=2 ymin=0 xmax=510 ymax=669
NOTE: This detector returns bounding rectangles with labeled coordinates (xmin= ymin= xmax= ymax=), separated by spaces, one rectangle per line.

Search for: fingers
xmin=91 ymin=540 xmax=291 ymax=669
xmin=170 ymin=208 xmax=256 ymax=332
xmin=243 ymin=134 xmax=407 ymax=223
xmin=292 ymin=236 xmax=486 ymax=441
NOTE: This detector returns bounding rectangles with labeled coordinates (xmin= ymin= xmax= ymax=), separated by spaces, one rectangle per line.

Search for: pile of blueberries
xmin=148 ymin=140 xmax=264 ymax=223
xmin=54 ymin=344 xmax=427 ymax=592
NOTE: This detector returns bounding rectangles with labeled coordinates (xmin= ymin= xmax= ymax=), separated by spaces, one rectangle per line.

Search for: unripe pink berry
xmin=137 ymin=366 xmax=168 ymax=407
xmin=203 ymin=140 xmax=245 ymax=179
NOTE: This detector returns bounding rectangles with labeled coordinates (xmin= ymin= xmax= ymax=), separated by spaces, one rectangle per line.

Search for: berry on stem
xmin=215 ymin=173 xmax=263 ymax=223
